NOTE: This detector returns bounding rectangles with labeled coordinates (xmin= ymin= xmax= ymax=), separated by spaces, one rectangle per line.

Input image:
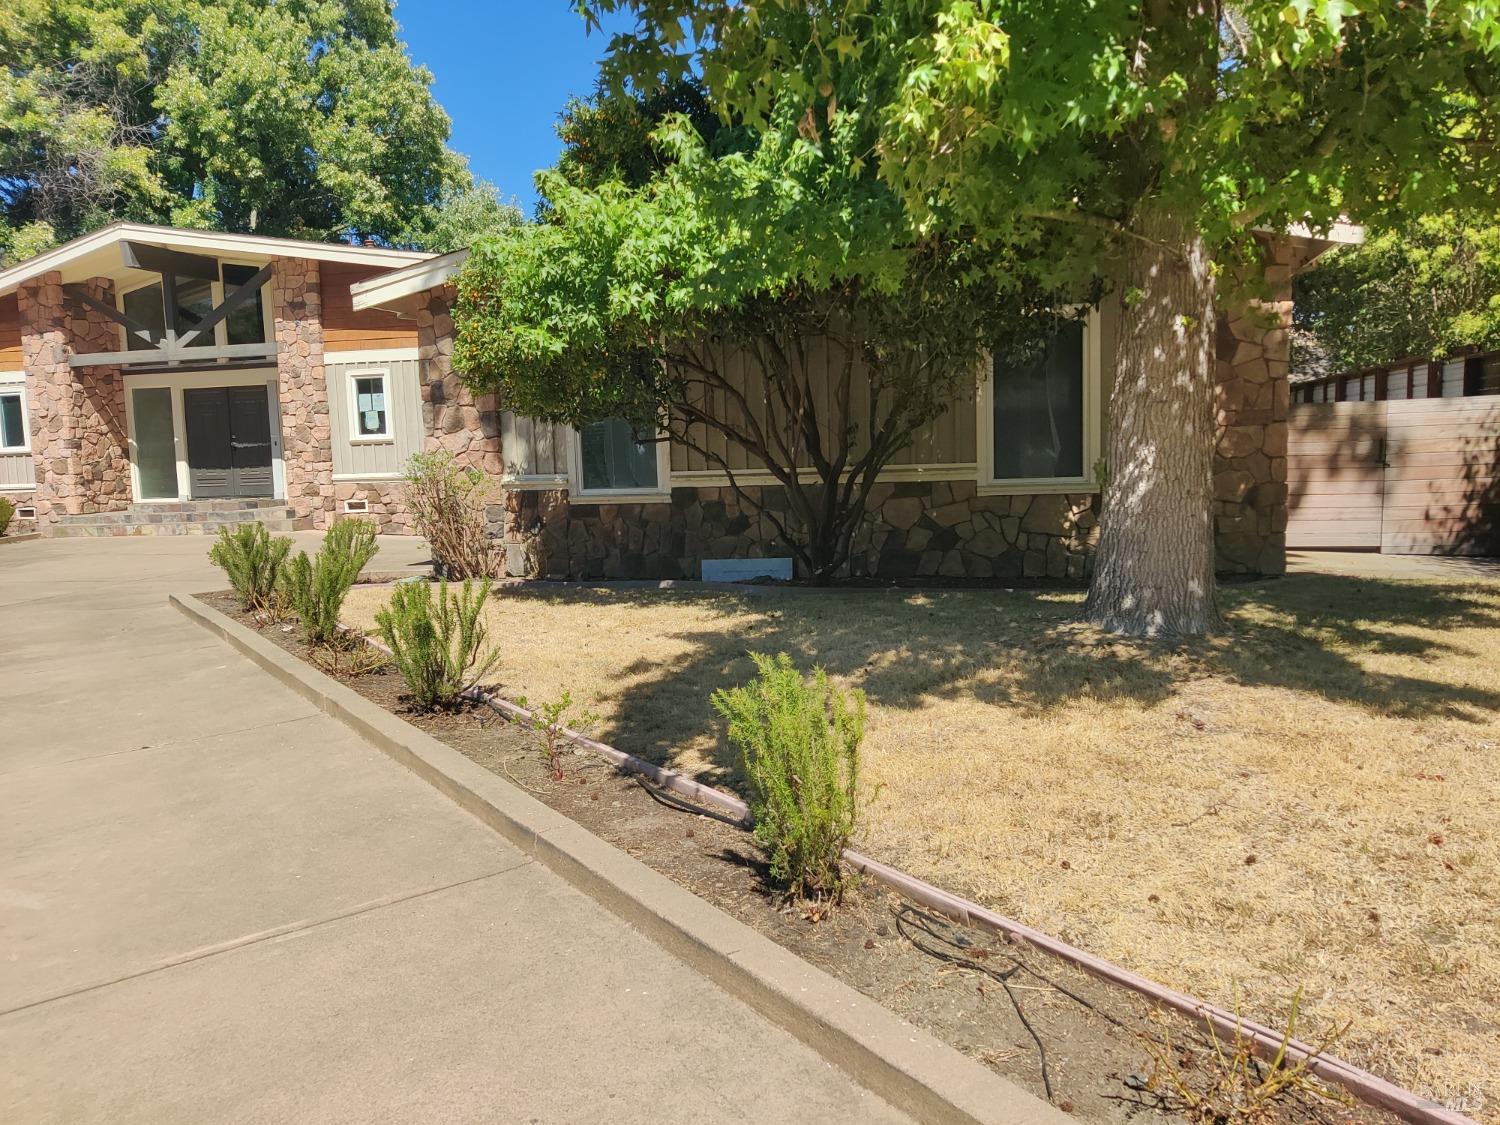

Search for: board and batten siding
xmin=326 ymin=353 xmax=425 ymax=479
xmin=501 ymin=411 xmax=571 ymax=481
xmin=0 ymin=367 xmax=32 ymax=490
xmin=0 ymin=452 xmax=35 ymax=490
xmin=666 ymin=335 xmax=979 ymax=476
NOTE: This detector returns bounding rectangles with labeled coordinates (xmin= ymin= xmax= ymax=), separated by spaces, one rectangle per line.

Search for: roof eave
xmin=0 ymin=222 xmax=436 ymax=300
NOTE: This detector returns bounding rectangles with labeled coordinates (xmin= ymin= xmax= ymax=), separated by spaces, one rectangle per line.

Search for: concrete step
xmin=130 ymin=499 xmax=291 ymax=515
xmin=51 ymin=506 xmax=310 ymax=538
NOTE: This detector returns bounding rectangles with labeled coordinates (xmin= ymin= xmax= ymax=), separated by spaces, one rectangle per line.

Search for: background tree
xmin=1294 ymin=211 xmax=1500 ymax=375
xmin=0 ymin=0 xmax=468 ymax=260
xmin=456 ymin=90 xmax=1084 ymax=582
xmin=403 ymin=177 xmax=525 ymax=253
xmin=581 ymin=0 xmax=1500 ymax=635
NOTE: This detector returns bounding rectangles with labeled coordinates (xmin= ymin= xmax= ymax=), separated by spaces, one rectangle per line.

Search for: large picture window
xmin=0 ymin=388 xmax=27 ymax=451
xmin=222 ymin=263 xmax=268 ymax=345
xmin=116 ymin=261 xmax=271 ymax=350
xmin=980 ymin=314 xmax=1100 ymax=493
xmin=574 ymin=417 xmax=669 ymax=498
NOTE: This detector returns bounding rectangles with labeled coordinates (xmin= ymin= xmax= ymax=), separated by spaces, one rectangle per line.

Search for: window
xmin=116 ymin=262 xmax=271 ymax=351
xmin=0 ymin=389 xmax=26 ymax=451
xmin=174 ymin=276 xmax=215 ymax=348
xmin=122 ymin=282 xmax=167 ymax=345
xmin=222 ymin=263 xmax=268 ymax=345
xmin=981 ymin=316 xmax=1098 ymax=491
xmin=574 ymin=417 xmax=669 ymax=498
xmin=350 ymin=373 xmax=389 ymax=440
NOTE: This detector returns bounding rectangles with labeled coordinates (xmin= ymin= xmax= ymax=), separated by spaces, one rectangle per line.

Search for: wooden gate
xmin=1287 ymin=398 xmax=1500 ymax=554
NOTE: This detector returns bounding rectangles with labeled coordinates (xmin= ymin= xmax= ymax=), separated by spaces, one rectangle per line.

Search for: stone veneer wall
xmin=18 ymin=273 xmax=129 ymax=524
xmin=416 ymin=286 xmax=502 ymax=475
xmin=272 ymin=258 xmax=334 ymax=528
xmin=506 ymin=481 xmax=1098 ymax=582
xmin=397 ymin=264 xmax=1291 ymax=580
xmin=1212 ymin=243 xmax=1300 ymax=576
xmin=332 ymin=479 xmax=414 ymax=535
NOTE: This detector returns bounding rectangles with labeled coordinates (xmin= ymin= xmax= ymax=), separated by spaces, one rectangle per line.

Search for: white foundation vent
xmin=343 ymin=498 xmax=370 ymax=514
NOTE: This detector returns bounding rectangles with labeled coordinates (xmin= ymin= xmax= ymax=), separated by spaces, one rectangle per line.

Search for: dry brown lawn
xmin=343 ymin=567 xmax=1500 ymax=1118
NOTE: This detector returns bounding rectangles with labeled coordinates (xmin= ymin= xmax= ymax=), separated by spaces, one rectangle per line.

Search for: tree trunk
xmin=1083 ymin=204 xmax=1221 ymax=636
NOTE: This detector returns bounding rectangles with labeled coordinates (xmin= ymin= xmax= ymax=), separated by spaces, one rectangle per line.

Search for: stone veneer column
xmin=272 ymin=258 xmax=333 ymax=527
xmin=415 ymin=285 xmax=502 ymax=473
xmin=415 ymin=285 xmax=508 ymax=539
xmin=1212 ymin=240 xmax=1300 ymax=575
xmin=18 ymin=272 xmax=130 ymax=524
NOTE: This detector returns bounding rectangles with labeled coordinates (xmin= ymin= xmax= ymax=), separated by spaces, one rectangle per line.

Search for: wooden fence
xmin=1287 ymin=397 xmax=1500 ymax=555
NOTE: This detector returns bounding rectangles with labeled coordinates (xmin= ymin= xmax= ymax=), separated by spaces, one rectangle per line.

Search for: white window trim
xmin=0 ymin=374 xmax=29 ymax=453
xmin=347 ymin=368 xmax=394 ymax=444
xmin=567 ymin=421 xmax=673 ymax=505
xmin=976 ymin=310 xmax=1103 ymax=496
xmin=115 ymin=256 xmax=275 ymax=353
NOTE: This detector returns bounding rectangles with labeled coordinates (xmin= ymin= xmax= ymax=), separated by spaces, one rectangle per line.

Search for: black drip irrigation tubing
xmin=894 ymin=904 xmax=1057 ymax=1103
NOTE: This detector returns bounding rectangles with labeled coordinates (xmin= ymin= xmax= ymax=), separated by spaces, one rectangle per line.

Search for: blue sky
xmin=397 ymin=2 xmax=637 ymax=213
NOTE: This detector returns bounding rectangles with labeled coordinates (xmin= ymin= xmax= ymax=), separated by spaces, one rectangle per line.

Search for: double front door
xmin=183 ymin=386 xmax=275 ymax=498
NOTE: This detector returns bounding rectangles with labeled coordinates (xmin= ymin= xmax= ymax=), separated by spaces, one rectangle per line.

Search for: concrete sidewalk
xmin=0 ymin=535 xmax=910 ymax=1124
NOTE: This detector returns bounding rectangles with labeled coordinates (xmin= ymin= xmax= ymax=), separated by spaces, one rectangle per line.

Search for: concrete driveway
xmin=0 ymin=534 xmax=909 ymax=1124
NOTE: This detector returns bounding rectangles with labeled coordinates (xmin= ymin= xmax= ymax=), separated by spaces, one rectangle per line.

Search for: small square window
xmin=0 ymin=391 xmax=27 ymax=451
xmin=352 ymin=374 xmax=389 ymax=439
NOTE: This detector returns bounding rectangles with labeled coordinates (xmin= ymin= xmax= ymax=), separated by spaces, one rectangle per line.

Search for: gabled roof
xmin=350 ymin=247 xmax=468 ymax=315
xmin=0 ymin=221 xmax=434 ymax=299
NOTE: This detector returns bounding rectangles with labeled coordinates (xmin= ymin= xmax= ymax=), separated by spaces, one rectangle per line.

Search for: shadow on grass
xmin=510 ymin=571 xmax=1500 ymax=788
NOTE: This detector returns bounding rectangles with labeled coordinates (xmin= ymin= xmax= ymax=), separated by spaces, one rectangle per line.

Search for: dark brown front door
xmin=184 ymin=386 xmax=274 ymax=498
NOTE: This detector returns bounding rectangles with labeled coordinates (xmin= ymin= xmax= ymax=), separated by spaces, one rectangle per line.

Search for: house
xmin=0 ymin=223 xmax=431 ymax=537
xmin=0 ymin=221 xmax=1351 ymax=578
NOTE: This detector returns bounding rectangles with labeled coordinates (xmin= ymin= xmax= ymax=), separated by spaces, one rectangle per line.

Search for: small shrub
xmin=376 ymin=577 xmax=500 ymax=710
xmin=1140 ymin=989 xmax=1352 ymax=1123
xmin=712 ymin=652 xmax=865 ymax=903
xmin=281 ymin=517 xmax=379 ymax=645
xmin=312 ymin=640 xmax=390 ymax=679
xmin=404 ymin=450 xmax=496 ymax=578
xmin=0 ymin=496 xmax=13 ymax=536
xmin=208 ymin=522 xmax=293 ymax=612
xmin=514 ymin=691 xmax=598 ymax=781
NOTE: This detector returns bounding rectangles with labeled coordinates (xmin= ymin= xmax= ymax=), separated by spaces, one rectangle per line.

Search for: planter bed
xmin=204 ymin=588 xmax=1401 ymax=1125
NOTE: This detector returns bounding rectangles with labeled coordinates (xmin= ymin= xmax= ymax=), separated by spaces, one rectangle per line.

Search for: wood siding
xmin=0 ymin=451 xmax=35 ymax=489
xmin=320 ymin=263 xmax=419 ymax=352
xmin=501 ymin=411 xmax=571 ymax=479
xmin=667 ymin=336 xmax=978 ymax=475
xmin=1287 ymin=397 xmax=1500 ymax=554
xmin=327 ymin=354 xmax=425 ymax=478
xmin=0 ymin=295 xmax=21 ymax=369
xmin=1383 ymin=397 xmax=1500 ymax=553
xmin=1287 ymin=402 xmax=1385 ymax=549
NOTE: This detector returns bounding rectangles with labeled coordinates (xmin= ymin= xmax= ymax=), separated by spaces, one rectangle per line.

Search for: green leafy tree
xmin=0 ymin=0 xmax=468 ymax=260
xmin=456 ymin=85 xmax=1085 ymax=582
xmin=580 ymin=0 xmax=1500 ymax=635
xmin=404 ymin=177 xmax=524 ymax=253
xmin=1295 ymin=212 xmax=1500 ymax=374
